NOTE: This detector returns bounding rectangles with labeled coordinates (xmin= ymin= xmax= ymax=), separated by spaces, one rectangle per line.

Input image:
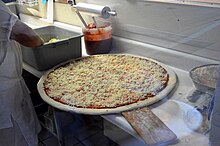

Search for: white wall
xmin=81 ymin=0 xmax=220 ymax=61
xmin=13 ymin=0 xmax=220 ymax=61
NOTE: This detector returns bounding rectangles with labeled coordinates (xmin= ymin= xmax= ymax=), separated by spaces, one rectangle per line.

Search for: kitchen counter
xmin=103 ymin=66 xmax=211 ymax=146
xmin=21 ymin=15 xmax=218 ymax=146
xmin=23 ymin=60 xmax=212 ymax=146
xmin=23 ymin=46 xmax=213 ymax=146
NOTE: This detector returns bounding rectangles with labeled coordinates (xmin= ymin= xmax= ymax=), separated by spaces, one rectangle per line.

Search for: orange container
xmin=82 ymin=23 xmax=112 ymax=55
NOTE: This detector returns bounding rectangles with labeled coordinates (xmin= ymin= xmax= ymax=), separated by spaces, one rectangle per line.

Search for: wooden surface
xmin=122 ymin=107 xmax=177 ymax=146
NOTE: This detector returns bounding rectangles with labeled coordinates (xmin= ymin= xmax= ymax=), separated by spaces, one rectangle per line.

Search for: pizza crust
xmin=37 ymin=54 xmax=177 ymax=115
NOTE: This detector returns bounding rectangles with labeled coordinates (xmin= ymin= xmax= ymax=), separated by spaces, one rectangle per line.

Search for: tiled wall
xmin=16 ymin=0 xmax=220 ymax=61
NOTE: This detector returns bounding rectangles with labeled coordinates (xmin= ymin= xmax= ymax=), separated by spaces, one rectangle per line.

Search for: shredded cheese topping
xmin=44 ymin=55 xmax=168 ymax=108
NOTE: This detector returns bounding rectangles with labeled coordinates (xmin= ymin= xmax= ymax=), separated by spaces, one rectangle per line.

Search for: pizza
xmin=39 ymin=54 xmax=176 ymax=113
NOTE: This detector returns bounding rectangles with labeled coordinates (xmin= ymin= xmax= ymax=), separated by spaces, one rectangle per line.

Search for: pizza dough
xmin=37 ymin=54 xmax=177 ymax=115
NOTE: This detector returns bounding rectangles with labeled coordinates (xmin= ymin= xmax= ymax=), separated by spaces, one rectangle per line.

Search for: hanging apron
xmin=0 ymin=1 xmax=41 ymax=146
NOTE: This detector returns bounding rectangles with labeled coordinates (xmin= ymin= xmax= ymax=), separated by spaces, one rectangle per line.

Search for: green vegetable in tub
xmin=48 ymin=38 xmax=60 ymax=43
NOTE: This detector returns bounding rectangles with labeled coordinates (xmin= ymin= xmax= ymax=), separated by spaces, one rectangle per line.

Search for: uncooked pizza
xmin=38 ymin=54 xmax=176 ymax=114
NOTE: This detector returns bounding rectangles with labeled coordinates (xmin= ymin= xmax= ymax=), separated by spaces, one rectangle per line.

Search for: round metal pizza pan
xmin=37 ymin=54 xmax=177 ymax=115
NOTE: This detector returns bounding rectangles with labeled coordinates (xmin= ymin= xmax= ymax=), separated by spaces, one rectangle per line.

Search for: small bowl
xmin=189 ymin=64 xmax=219 ymax=93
